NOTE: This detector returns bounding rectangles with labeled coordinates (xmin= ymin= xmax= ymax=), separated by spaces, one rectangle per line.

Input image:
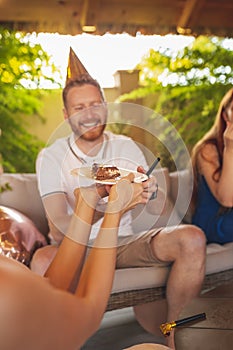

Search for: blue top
xmin=192 ymin=176 xmax=233 ymax=244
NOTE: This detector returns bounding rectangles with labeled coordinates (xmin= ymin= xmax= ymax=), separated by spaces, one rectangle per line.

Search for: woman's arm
xmin=45 ymin=174 xmax=145 ymax=295
xmin=198 ymin=121 xmax=233 ymax=207
xmin=73 ymin=173 xmax=145 ymax=324
xmin=44 ymin=187 xmax=101 ymax=290
xmin=42 ymin=174 xmax=145 ymax=348
xmin=218 ymin=120 xmax=233 ymax=206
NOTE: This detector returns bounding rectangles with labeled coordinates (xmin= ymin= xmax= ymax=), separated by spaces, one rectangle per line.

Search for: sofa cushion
xmin=111 ymin=243 xmax=233 ymax=293
xmin=0 ymin=173 xmax=49 ymax=236
xmin=169 ymin=169 xmax=193 ymax=224
xmin=112 ymin=265 xmax=170 ymax=293
xmin=206 ymin=242 xmax=233 ymax=274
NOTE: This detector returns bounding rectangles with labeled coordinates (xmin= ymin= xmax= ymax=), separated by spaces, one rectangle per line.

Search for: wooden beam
xmin=80 ymin=0 xmax=89 ymax=28
xmin=177 ymin=0 xmax=205 ymax=34
xmin=0 ymin=0 xmax=232 ymax=37
xmin=80 ymin=0 xmax=96 ymax=32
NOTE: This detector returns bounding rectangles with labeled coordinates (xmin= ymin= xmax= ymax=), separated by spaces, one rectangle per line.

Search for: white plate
xmin=71 ymin=166 xmax=148 ymax=185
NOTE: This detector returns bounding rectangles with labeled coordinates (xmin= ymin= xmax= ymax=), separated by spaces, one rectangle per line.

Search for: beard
xmin=77 ymin=123 xmax=106 ymax=141
xmin=68 ymin=112 xmax=107 ymax=142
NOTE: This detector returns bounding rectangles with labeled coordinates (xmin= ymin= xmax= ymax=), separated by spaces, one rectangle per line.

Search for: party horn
xmin=160 ymin=312 xmax=206 ymax=336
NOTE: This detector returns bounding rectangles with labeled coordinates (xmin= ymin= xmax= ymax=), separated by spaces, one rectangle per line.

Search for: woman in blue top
xmin=191 ymin=88 xmax=233 ymax=244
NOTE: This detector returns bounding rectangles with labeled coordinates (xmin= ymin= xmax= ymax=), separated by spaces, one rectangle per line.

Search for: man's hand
xmin=137 ymin=165 xmax=158 ymax=201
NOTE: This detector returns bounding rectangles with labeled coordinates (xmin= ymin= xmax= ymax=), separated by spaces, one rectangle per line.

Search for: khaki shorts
xmin=116 ymin=228 xmax=169 ymax=268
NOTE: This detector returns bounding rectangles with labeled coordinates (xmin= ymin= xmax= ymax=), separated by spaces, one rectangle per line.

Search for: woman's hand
xmin=224 ymin=120 xmax=233 ymax=152
xmin=106 ymin=173 xmax=146 ymax=215
xmin=74 ymin=183 xmax=108 ymax=211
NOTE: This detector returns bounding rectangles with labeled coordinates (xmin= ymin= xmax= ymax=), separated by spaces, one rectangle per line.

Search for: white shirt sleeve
xmin=36 ymin=147 xmax=66 ymax=197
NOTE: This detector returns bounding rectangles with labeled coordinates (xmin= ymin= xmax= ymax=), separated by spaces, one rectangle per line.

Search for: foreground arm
xmin=72 ymin=175 xmax=146 ymax=333
xmin=45 ymin=174 xmax=146 ymax=344
xmin=0 ymin=176 xmax=146 ymax=350
xmin=44 ymin=187 xmax=100 ymax=290
xmin=45 ymin=174 xmax=146 ymax=296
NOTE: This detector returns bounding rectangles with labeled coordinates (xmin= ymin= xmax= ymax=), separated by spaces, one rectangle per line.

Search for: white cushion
xmin=112 ymin=265 xmax=170 ymax=293
xmin=206 ymin=242 xmax=233 ymax=274
xmin=111 ymin=243 xmax=233 ymax=293
xmin=169 ymin=169 xmax=193 ymax=223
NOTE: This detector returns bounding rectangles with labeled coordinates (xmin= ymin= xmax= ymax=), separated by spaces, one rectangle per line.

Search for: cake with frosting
xmin=92 ymin=163 xmax=121 ymax=180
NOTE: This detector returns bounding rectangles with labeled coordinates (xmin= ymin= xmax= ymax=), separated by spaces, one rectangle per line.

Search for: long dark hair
xmin=191 ymin=87 xmax=233 ymax=212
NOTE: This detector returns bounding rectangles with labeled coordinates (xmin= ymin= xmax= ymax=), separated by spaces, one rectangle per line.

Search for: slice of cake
xmin=92 ymin=163 xmax=121 ymax=180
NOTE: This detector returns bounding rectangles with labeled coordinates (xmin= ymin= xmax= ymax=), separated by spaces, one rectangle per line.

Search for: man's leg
xmin=150 ymin=224 xmax=206 ymax=348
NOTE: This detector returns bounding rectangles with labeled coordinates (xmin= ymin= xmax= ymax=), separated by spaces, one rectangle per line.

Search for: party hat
xmin=66 ymin=47 xmax=93 ymax=83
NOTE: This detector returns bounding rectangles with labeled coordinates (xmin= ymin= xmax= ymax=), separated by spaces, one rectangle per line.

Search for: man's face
xmin=64 ymin=84 xmax=107 ymax=141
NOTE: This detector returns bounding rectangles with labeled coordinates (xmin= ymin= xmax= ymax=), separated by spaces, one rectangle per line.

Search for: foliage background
xmin=0 ymin=28 xmax=60 ymax=172
xmin=0 ymin=31 xmax=232 ymax=173
xmin=119 ymin=36 xmax=233 ymax=170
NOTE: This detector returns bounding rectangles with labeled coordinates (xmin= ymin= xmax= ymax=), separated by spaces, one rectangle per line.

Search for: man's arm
xmin=43 ymin=192 xmax=106 ymax=244
xmin=42 ymin=193 xmax=71 ymax=242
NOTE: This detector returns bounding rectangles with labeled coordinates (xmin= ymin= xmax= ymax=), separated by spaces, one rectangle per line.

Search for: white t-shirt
xmin=37 ymin=131 xmax=148 ymax=240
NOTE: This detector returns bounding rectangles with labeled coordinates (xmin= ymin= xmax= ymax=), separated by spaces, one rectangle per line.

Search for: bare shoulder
xmin=0 ymin=256 xmax=86 ymax=349
xmin=201 ymin=143 xmax=218 ymax=160
xmin=197 ymin=143 xmax=219 ymax=172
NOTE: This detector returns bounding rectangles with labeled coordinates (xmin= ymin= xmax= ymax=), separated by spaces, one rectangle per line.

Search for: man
xmin=32 ymin=48 xmax=206 ymax=349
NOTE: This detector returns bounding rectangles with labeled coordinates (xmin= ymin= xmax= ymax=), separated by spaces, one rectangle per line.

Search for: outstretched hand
xmin=106 ymin=173 xmax=146 ymax=215
xmin=73 ymin=170 xmax=152 ymax=215
xmin=74 ymin=183 xmax=109 ymax=210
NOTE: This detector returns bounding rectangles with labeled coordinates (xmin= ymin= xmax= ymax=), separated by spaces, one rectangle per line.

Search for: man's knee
xmin=179 ymin=224 xmax=206 ymax=254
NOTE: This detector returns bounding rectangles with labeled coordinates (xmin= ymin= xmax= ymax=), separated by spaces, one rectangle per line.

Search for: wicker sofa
xmin=0 ymin=169 xmax=233 ymax=314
